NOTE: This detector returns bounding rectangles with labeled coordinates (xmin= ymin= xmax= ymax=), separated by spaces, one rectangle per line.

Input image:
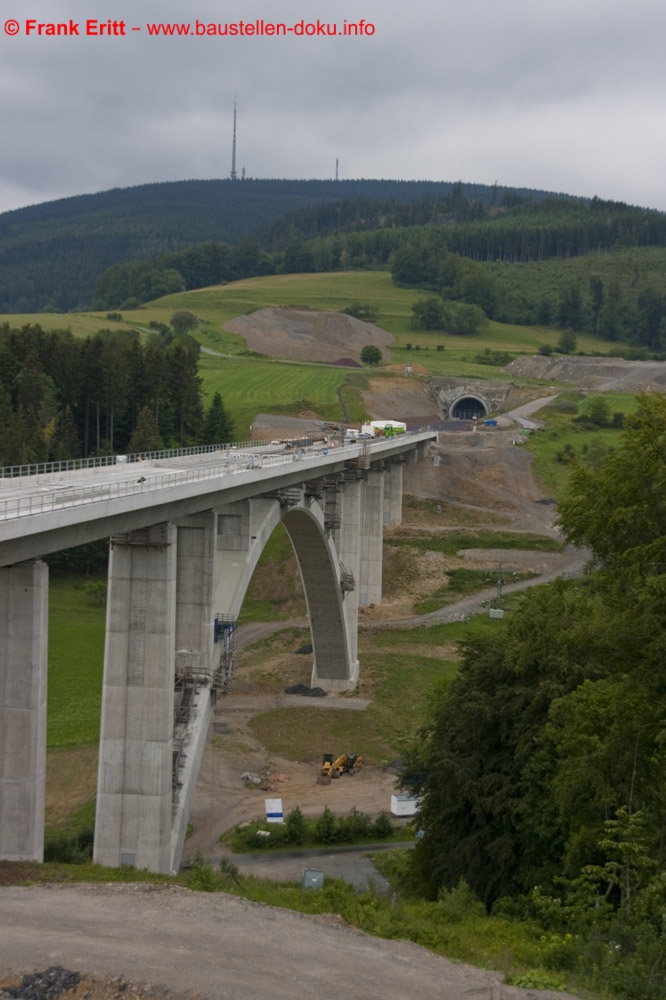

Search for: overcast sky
xmin=1 ymin=0 xmax=665 ymax=214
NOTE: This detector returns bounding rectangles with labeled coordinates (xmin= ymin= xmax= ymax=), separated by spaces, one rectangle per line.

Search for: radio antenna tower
xmin=230 ymin=100 xmax=238 ymax=181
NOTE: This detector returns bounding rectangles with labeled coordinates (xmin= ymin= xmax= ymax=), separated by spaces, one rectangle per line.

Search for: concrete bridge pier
xmin=360 ymin=467 xmax=385 ymax=607
xmin=94 ymin=524 xmax=176 ymax=873
xmin=174 ymin=512 xmax=216 ymax=680
xmin=170 ymin=512 xmax=218 ymax=872
xmin=0 ymin=560 xmax=48 ymax=862
xmin=213 ymin=499 xmax=282 ymax=618
xmin=384 ymin=460 xmax=403 ymax=526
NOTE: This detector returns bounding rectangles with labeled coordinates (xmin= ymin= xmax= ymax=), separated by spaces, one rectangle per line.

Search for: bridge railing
xmin=0 ymin=431 xmax=434 ymax=524
xmin=0 ymin=438 xmax=309 ymax=480
xmin=0 ymin=444 xmax=349 ymax=522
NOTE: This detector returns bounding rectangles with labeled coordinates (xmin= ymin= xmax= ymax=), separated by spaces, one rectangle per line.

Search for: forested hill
xmin=0 ymin=177 xmax=569 ymax=313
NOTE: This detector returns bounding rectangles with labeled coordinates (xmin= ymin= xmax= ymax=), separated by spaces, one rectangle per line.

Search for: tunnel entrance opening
xmin=451 ymin=397 xmax=488 ymax=420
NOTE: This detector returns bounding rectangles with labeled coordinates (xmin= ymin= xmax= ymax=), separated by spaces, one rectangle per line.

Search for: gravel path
xmin=0 ymin=884 xmax=580 ymax=1000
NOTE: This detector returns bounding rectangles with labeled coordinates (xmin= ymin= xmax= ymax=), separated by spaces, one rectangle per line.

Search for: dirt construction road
xmin=0 ymin=884 xmax=579 ymax=1000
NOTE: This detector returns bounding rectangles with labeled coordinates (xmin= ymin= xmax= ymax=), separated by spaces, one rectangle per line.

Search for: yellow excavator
xmin=321 ymin=753 xmax=363 ymax=778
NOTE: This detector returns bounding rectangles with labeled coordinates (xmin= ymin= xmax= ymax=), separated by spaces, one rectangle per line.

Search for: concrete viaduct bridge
xmin=0 ymin=433 xmax=434 ymax=874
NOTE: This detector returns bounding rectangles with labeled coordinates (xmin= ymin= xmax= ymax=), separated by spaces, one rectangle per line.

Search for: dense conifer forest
xmin=0 ymin=320 xmax=233 ymax=466
xmin=0 ymin=177 xmax=573 ymax=313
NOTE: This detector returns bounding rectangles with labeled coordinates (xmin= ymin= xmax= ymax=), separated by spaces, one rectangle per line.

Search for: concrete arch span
xmin=212 ymin=496 xmax=357 ymax=690
xmin=283 ymin=506 xmax=358 ymax=690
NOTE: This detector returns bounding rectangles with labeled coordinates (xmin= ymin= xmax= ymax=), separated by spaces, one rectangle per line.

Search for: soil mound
xmin=224 ymin=307 xmax=394 ymax=363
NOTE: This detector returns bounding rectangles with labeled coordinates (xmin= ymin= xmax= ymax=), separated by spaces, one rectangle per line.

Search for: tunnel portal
xmin=450 ymin=396 xmax=488 ymax=420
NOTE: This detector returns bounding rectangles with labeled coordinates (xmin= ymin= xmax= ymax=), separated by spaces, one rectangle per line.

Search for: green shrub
xmin=437 ymin=878 xmax=486 ymax=922
xmin=187 ymin=851 xmax=222 ymax=891
xmin=372 ymin=811 xmax=393 ymax=839
xmin=557 ymin=330 xmax=577 ymax=354
xmin=285 ymin=806 xmax=307 ymax=844
xmin=541 ymin=932 xmax=579 ymax=971
xmin=475 ymin=348 xmax=513 ymax=367
xmin=342 ymin=303 xmax=380 ymax=322
xmin=608 ymin=345 xmax=650 ymax=361
xmin=316 ymin=805 xmax=338 ymax=843
xmin=337 ymin=807 xmax=373 ymax=842
xmin=552 ymin=401 xmax=578 ymax=414
xmin=43 ymin=828 xmax=94 ymax=864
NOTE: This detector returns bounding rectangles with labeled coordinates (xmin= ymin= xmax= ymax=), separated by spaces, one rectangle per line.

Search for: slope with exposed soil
xmin=224 ymin=307 xmax=394 ymax=363
xmin=505 ymin=353 xmax=666 ymax=391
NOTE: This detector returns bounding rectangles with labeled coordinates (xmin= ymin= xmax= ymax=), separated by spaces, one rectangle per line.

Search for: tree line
xmin=2 ymin=177 xmax=529 ymax=314
xmin=403 ymin=393 xmax=666 ymax=999
xmin=0 ymin=317 xmax=234 ymax=467
xmin=394 ymin=244 xmax=666 ymax=349
xmin=91 ymin=193 xmax=666 ymax=354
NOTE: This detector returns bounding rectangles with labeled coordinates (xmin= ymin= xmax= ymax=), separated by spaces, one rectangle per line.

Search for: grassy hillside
xmin=113 ymin=270 xmax=622 ymax=392
xmin=197 ymin=356 xmax=368 ymax=436
xmin=2 ymin=270 xmax=647 ymax=450
xmin=527 ymin=390 xmax=641 ymax=496
xmin=1 ymin=269 xmax=627 ymax=440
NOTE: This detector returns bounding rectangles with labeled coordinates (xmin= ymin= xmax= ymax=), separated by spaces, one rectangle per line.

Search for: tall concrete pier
xmin=94 ymin=524 xmax=177 ymax=871
xmin=0 ymin=560 xmax=48 ymax=862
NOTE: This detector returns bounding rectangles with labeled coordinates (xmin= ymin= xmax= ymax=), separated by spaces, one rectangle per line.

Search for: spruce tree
xmin=202 ymin=392 xmax=234 ymax=445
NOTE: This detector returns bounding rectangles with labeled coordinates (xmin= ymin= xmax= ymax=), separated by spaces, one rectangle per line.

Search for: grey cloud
xmin=1 ymin=0 xmax=666 ymax=211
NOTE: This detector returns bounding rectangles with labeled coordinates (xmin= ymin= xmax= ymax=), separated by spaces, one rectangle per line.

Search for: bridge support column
xmin=175 ymin=512 xmax=216 ymax=678
xmin=326 ymin=477 xmax=362 ymax=676
xmin=383 ymin=461 xmax=403 ymax=526
xmin=213 ymin=499 xmax=281 ymax=617
xmin=360 ymin=468 xmax=384 ymax=607
xmin=94 ymin=524 xmax=176 ymax=874
xmin=170 ymin=513 xmax=217 ymax=873
xmin=0 ymin=560 xmax=47 ymax=862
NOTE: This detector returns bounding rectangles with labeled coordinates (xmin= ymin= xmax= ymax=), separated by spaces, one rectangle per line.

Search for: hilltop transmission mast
xmin=230 ymin=100 xmax=238 ymax=181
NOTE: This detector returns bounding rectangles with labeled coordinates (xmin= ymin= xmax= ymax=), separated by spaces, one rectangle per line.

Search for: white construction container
xmin=390 ymin=794 xmax=421 ymax=817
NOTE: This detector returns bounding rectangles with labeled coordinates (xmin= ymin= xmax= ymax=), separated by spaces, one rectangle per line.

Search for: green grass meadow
xmin=47 ymin=578 xmax=105 ymax=747
xmin=46 ymin=569 xmax=507 ymax=764
xmin=527 ymin=390 xmax=640 ymax=496
xmin=246 ymin=613 xmax=507 ymax=767
xmin=3 ymin=269 xmax=630 ymax=441
xmin=198 ymin=354 xmax=368 ymax=437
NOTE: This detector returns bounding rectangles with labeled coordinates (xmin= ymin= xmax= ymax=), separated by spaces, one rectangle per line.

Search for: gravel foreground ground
xmin=0 ymin=884 xmax=580 ymax=1000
